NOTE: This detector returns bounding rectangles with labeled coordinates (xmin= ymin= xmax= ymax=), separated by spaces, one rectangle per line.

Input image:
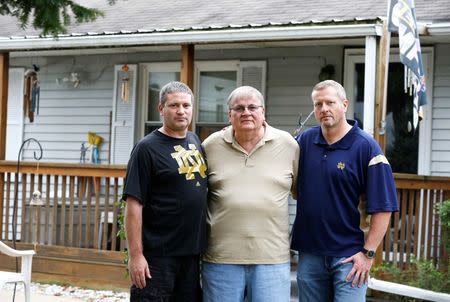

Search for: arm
xmin=125 ymin=196 xmax=151 ymax=288
xmin=342 ymin=211 xmax=392 ymax=287
xmin=291 ymin=144 xmax=300 ymax=200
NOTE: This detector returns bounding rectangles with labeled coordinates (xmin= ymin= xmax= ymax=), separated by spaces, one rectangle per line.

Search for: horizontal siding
xmin=265 ymin=46 xmax=342 ymax=133
xmin=11 ymin=51 xmax=181 ymax=163
xmin=430 ymin=44 xmax=450 ymax=176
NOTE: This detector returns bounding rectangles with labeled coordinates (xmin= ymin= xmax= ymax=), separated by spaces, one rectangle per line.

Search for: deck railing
xmin=378 ymin=173 xmax=450 ymax=269
xmin=1 ymin=162 xmax=449 ymax=266
xmin=0 ymin=161 xmax=126 ymax=251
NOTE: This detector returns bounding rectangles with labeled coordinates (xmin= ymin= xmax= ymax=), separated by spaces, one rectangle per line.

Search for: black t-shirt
xmin=123 ymin=130 xmax=208 ymax=256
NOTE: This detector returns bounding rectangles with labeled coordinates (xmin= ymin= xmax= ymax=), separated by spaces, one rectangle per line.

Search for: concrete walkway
xmin=0 ymin=288 xmax=84 ymax=302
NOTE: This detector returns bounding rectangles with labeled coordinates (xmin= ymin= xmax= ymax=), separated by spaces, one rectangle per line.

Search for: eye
xmin=183 ymin=103 xmax=192 ymax=109
xmin=247 ymin=105 xmax=259 ymax=111
xmin=232 ymin=106 xmax=245 ymax=112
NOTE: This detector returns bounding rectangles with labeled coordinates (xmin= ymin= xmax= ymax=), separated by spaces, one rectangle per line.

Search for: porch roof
xmin=0 ymin=0 xmax=449 ymax=51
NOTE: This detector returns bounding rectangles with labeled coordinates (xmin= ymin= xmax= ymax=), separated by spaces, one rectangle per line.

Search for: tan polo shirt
xmin=202 ymin=125 xmax=299 ymax=264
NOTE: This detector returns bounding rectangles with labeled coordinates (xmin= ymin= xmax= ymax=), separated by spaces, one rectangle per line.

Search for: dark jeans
xmin=130 ymin=255 xmax=202 ymax=302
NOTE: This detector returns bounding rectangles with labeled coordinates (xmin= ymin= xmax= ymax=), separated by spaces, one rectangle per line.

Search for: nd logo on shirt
xmin=171 ymin=144 xmax=207 ymax=181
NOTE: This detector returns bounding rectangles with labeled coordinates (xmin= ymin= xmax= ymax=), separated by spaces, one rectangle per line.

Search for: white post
xmin=364 ymin=35 xmax=377 ymax=136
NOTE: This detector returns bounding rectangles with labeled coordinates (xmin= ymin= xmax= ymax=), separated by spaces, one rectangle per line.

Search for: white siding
xmin=431 ymin=44 xmax=450 ymax=176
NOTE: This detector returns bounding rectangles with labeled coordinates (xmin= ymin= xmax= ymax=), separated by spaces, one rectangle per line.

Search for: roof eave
xmin=0 ymin=24 xmax=383 ymax=51
xmin=427 ymin=22 xmax=450 ymax=35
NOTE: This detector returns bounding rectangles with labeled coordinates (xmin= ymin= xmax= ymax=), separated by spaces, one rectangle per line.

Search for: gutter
xmin=427 ymin=22 xmax=450 ymax=35
xmin=0 ymin=24 xmax=383 ymax=51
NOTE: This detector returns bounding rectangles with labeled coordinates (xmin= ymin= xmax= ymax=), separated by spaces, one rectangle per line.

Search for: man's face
xmin=228 ymin=96 xmax=265 ymax=132
xmin=159 ymin=92 xmax=193 ymax=132
xmin=312 ymin=86 xmax=348 ymax=129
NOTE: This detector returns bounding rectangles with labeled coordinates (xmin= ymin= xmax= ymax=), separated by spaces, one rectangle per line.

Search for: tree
xmin=0 ymin=0 xmax=116 ymax=37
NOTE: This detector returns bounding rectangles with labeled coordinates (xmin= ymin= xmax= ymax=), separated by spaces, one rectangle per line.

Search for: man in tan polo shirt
xmin=202 ymin=86 xmax=299 ymax=302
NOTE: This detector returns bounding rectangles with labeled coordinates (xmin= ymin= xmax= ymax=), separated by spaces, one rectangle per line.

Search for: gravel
xmin=4 ymin=282 xmax=129 ymax=302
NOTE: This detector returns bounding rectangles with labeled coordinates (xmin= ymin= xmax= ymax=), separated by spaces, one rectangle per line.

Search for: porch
xmin=0 ymin=161 xmax=449 ymax=288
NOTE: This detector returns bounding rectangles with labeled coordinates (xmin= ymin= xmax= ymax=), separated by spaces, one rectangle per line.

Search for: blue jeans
xmin=202 ymin=261 xmax=290 ymax=302
xmin=296 ymin=252 xmax=367 ymax=302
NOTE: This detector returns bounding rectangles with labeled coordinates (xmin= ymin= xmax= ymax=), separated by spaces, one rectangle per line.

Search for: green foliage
xmin=436 ymin=200 xmax=450 ymax=252
xmin=116 ymin=198 xmax=128 ymax=276
xmin=0 ymin=0 xmax=116 ymax=36
xmin=411 ymin=260 xmax=449 ymax=293
xmin=372 ymin=260 xmax=450 ymax=300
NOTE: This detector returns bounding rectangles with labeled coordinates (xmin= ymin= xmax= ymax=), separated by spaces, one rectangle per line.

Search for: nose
xmin=321 ymin=103 xmax=330 ymax=112
xmin=242 ymin=107 xmax=252 ymax=114
xmin=176 ymin=105 xmax=185 ymax=114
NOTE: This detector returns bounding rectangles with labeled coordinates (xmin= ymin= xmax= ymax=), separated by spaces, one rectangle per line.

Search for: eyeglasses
xmin=230 ymin=104 xmax=263 ymax=113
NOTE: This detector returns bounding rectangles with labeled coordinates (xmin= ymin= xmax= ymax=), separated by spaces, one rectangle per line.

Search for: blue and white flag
xmin=388 ymin=0 xmax=426 ymax=130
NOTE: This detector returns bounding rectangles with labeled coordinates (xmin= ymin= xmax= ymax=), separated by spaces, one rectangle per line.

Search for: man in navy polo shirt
xmin=291 ymin=80 xmax=398 ymax=301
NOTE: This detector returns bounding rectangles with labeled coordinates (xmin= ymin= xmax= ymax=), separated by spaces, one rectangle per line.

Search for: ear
xmin=158 ymin=103 xmax=164 ymax=116
xmin=342 ymin=99 xmax=349 ymax=113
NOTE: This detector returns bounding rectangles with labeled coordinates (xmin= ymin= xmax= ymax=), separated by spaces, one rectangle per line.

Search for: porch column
xmin=0 ymin=52 xmax=8 ymax=159
xmin=180 ymin=44 xmax=194 ymax=89
xmin=0 ymin=52 xmax=9 ymax=238
xmin=374 ymin=21 xmax=391 ymax=152
xmin=363 ymin=36 xmax=377 ymax=137
xmin=180 ymin=44 xmax=194 ymax=130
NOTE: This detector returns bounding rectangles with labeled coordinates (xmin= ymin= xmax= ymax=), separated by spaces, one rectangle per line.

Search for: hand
xmin=128 ymin=253 xmax=151 ymax=289
xmin=341 ymin=252 xmax=373 ymax=288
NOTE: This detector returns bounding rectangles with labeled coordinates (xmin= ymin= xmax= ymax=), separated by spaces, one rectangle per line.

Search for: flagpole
xmin=381 ymin=0 xmax=392 ymax=137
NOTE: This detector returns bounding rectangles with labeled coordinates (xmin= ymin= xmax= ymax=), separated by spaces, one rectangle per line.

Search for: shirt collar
xmin=313 ymin=119 xmax=358 ymax=150
xmin=223 ymin=122 xmax=275 ymax=144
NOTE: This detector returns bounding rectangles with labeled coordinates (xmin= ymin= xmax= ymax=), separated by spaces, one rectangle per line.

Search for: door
xmin=344 ymin=49 xmax=433 ymax=174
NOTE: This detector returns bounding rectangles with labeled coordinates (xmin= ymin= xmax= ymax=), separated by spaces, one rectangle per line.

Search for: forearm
xmin=364 ymin=212 xmax=392 ymax=250
xmin=125 ymin=197 xmax=144 ymax=258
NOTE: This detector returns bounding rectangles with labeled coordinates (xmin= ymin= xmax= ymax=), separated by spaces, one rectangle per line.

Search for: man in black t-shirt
xmin=123 ymin=81 xmax=207 ymax=302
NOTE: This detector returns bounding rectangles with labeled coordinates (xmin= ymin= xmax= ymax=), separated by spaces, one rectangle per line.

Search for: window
xmin=195 ymin=61 xmax=239 ymax=140
xmin=139 ymin=60 xmax=266 ymax=141
xmin=140 ymin=63 xmax=180 ymax=135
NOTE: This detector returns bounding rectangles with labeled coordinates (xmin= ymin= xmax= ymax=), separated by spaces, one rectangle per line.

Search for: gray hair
xmin=311 ymin=80 xmax=347 ymax=101
xmin=227 ymin=86 xmax=265 ymax=108
xmin=159 ymin=81 xmax=194 ymax=106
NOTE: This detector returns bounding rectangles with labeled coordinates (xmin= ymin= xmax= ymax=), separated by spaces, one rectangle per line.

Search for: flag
xmin=388 ymin=0 xmax=426 ymax=130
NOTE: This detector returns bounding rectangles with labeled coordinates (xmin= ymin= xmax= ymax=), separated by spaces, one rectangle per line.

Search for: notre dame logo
xmin=171 ymin=144 xmax=207 ymax=180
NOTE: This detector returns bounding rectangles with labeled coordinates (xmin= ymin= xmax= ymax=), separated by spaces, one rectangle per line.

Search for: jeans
xmin=130 ymin=255 xmax=201 ymax=302
xmin=202 ymin=261 xmax=290 ymax=302
xmin=296 ymin=252 xmax=367 ymax=302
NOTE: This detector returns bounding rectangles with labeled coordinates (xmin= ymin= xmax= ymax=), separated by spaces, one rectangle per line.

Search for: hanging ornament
xmin=30 ymin=190 xmax=44 ymax=206
xmin=121 ymin=64 xmax=130 ymax=103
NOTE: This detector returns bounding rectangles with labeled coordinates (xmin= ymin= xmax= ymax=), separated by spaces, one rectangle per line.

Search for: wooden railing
xmin=378 ymin=173 xmax=450 ymax=269
xmin=0 ymin=161 xmax=127 ymax=251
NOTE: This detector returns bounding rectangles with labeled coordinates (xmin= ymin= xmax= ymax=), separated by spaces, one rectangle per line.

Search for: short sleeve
xmin=122 ymin=141 xmax=152 ymax=205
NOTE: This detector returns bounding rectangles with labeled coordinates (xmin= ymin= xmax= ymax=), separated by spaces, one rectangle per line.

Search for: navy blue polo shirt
xmin=291 ymin=120 xmax=398 ymax=257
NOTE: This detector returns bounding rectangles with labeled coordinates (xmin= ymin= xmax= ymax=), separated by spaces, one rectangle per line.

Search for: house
xmin=0 ymin=0 xmax=449 ymax=288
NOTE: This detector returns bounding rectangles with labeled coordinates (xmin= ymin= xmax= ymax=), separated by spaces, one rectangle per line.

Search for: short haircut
xmin=159 ymin=81 xmax=194 ymax=106
xmin=227 ymin=86 xmax=265 ymax=108
xmin=311 ymin=80 xmax=347 ymax=101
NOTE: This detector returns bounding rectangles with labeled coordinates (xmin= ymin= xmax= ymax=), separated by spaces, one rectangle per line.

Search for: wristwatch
xmin=361 ymin=247 xmax=375 ymax=259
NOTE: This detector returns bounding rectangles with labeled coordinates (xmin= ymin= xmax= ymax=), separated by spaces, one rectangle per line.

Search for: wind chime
xmin=23 ymin=65 xmax=40 ymax=123
xmin=120 ymin=64 xmax=130 ymax=103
